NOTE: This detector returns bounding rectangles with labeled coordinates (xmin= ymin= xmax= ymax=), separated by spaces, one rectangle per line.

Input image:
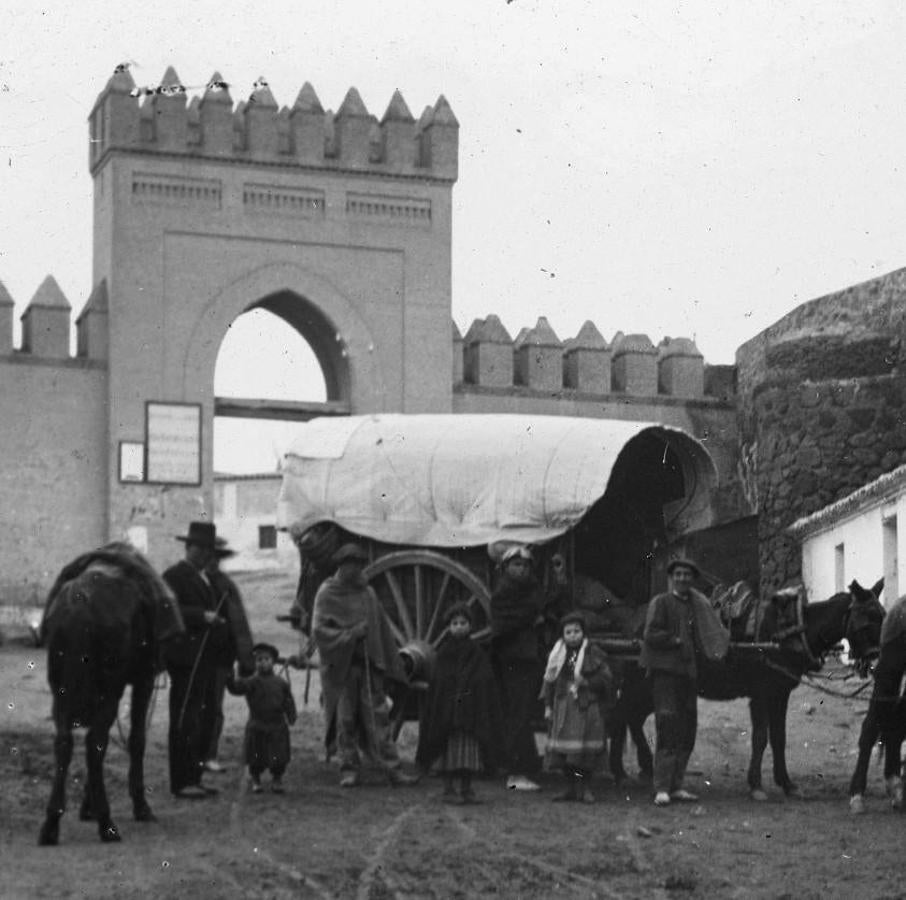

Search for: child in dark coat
xmin=227 ymin=643 xmax=297 ymax=793
xmin=541 ymin=612 xmax=613 ymax=803
xmin=416 ymin=603 xmax=502 ymax=803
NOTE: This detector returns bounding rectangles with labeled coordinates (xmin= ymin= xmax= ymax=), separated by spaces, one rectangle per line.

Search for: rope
xmin=758 ymin=656 xmax=876 ymax=700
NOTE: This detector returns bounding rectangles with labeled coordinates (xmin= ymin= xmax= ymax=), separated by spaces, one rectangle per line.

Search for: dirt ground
xmin=2 ymin=569 xmax=905 ymax=900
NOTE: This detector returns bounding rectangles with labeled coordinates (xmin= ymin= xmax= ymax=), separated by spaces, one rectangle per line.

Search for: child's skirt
xmin=545 ymin=695 xmax=605 ymax=772
xmin=439 ymin=730 xmax=483 ymax=773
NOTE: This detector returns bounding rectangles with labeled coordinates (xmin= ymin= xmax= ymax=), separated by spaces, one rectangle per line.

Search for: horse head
xmin=846 ymin=578 xmax=885 ymax=677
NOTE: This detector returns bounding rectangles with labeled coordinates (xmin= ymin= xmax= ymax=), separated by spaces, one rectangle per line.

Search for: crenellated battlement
xmin=0 ymin=276 xmax=108 ymax=362
xmin=456 ymin=315 xmax=730 ymax=402
xmin=88 ymin=65 xmax=459 ymax=182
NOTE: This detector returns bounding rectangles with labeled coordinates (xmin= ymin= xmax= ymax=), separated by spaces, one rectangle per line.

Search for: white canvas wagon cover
xmin=277 ymin=414 xmax=717 ymax=548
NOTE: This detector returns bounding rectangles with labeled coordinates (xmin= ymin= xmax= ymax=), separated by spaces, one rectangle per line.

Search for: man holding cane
xmin=163 ymin=521 xmax=228 ymax=799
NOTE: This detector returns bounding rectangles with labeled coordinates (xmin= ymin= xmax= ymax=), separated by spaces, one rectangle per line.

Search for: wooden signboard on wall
xmin=145 ymin=402 xmax=202 ymax=485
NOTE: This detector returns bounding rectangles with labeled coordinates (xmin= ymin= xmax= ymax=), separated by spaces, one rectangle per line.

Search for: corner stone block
xmin=423 ymin=95 xmax=459 ymax=179
xmin=658 ymin=337 xmax=704 ymax=398
xmin=564 ymin=348 xmax=611 ymax=393
xmin=0 ymin=280 xmax=13 ymax=353
xmin=151 ymin=67 xmax=189 ymax=152
xmin=563 ymin=321 xmax=610 ymax=393
xmin=290 ymin=82 xmax=326 ymax=164
xmin=514 ymin=317 xmax=563 ymax=391
xmin=463 ymin=315 xmax=513 ymax=387
xmin=335 ymin=88 xmax=374 ymax=170
xmin=245 ymin=79 xmax=280 ymax=159
xmin=199 ymin=72 xmax=234 ymax=157
xmin=76 ymin=280 xmax=109 ymax=360
xmin=381 ymin=89 xmax=416 ymax=172
xmin=21 ymin=276 xmax=71 ymax=358
xmin=612 ymin=333 xmax=657 ymax=395
xmin=452 ymin=321 xmax=464 ymax=384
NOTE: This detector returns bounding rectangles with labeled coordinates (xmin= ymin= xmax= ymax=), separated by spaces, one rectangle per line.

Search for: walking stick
xmin=177 ymin=590 xmax=228 ymax=734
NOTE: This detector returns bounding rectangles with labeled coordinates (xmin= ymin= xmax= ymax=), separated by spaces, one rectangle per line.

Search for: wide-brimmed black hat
xmin=251 ymin=642 xmax=279 ymax=661
xmin=331 ymin=543 xmax=368 ymax=566
xmin=214 ymin=537 xmax=236 ymax=559
xmin=666 ymin=557 xmax=700 ymax=578
xmin=175 ymin=521 xmax=217 ymax=549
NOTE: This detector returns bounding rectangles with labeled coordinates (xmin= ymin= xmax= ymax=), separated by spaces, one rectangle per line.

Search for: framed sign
xmin=118 ymin=441 xmax=146 ymax=483
xmin=145 ymin=402 xmax=202 ymax=485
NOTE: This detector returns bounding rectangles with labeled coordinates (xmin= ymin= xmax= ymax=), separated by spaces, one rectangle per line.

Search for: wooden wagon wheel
xmin=364 ymin=550 xmax=492 ymax=737
xmin=364 ymin=550 xmax=492 ymax=647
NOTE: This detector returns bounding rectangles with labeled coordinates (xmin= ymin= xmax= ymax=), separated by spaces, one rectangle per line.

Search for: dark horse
xmin=38 ymin=543 xmax=183 ymax=845
xmin=609 ymin=579 xmax=885 ymax=800
xmin=849 ymin=593 xmax=906 ymax=814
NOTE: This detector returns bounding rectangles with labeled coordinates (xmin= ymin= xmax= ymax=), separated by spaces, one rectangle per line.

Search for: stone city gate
xmin=0 ymin=65 xmax=460 ymax=598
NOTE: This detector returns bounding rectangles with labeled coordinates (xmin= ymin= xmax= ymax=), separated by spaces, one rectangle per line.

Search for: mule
xmin=38 ymin=543 xmax=183 ymax=846
xmin=848 ymin=593 xmax=906 ymax=814
xmin=608 ymin=579 xmax=885 ymax=800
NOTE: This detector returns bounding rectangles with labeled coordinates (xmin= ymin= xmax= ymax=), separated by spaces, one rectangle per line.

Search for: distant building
xmin=790 ymin=464 xmax=906 ymax=607
xmin=214 ymin=472 xmax=296 ymax=571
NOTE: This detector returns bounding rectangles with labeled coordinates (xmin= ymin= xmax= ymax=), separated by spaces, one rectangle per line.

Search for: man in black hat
xmin=162 ymin=521 xmax=228 ymax=799
xmin=640 ymin=557 xmax=710 ymax=807
xmin=203 ymin=537 xmax=254 ymax=774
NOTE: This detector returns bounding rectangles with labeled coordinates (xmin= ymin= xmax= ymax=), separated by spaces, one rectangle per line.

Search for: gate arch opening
xmin=213 ymin=294 xmax=350 ymax=474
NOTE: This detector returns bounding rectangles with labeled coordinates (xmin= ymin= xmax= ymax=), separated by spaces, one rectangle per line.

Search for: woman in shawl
xmin=416 ymin=603 xmax=502 ymax=803
xmin=541 ymin=611 xmax=613 ymax=803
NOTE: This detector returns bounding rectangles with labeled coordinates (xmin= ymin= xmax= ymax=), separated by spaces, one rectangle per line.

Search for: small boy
xmin=227 ymin=642 xmax=297 ymax=793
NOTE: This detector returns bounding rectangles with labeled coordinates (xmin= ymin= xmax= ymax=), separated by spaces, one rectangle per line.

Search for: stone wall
xmin=737 ymin=266 xmax=906 ymax=593
xmin=0 ymin=335 xmax=108 ymax=605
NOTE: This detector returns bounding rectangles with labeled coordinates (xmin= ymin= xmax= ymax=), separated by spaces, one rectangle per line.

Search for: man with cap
xmin=308 ymin=542 xmax=417 ymax=787
xmin=640 ymin=557 xmax=728 ymax=807
xmin=203 ymin=537 xmax=254 ymax=773
xmin=162 ymin=521 xmax=228 ymax=799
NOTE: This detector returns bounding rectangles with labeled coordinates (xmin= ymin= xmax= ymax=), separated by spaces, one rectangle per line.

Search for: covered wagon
xmin=277 ymin=413 xmax=718 ymax=656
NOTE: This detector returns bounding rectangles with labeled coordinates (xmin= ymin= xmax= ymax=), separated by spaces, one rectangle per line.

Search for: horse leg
xmin=38 ymin=720 xmax=73 ymax=846
xmin=747 ymin=697 xmax=769 ymax=801
xmin=86 ymin=713 xmax=121 ymax=842
xmin=129 ymin=676 xmax=156 ymax=822
xmin=881 ymin=708 xmax=906 ymax=811
xmin=768 ymin=690 xmax=798 ymax=797
xmin=848 ymin=702 xmax=881 ymax=814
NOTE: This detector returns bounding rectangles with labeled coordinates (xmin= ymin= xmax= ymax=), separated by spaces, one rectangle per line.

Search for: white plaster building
xmin=789 ymin=464 xmax=906 ymax=608
xmin=214 ymin=472 xmax=296 ymax=571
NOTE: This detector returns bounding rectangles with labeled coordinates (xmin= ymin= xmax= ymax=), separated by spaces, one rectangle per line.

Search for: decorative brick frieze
xmin=131 ymin=172 xmax=222 ymax=208
xmin=243 ymin=183 xmax=325 ymax=217
xmin=346 ymin=192 xmax=431 ymax=226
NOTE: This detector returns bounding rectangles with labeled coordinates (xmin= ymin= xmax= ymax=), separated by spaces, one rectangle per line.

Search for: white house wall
xmin=801 ymin=492 xmax=906 ymax=608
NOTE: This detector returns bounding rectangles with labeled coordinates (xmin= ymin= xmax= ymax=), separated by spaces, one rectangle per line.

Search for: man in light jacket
xmin=640 ymin=557 xmax=728 ymax=808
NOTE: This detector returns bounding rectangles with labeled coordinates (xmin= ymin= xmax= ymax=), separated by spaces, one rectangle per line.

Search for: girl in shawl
xmin=541 ymin=612 xmax=613 ymax=803
xmin=416 ymin=603 xmax=503 ymax=803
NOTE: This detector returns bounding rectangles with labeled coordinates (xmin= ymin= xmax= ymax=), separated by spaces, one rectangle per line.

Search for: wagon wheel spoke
xmin=383 ymin=570 xmax=415 ymax=639
xmin=425 ymin=572 xmax=450 ymax=643
xmin=414 ymin=565 xmax=426 ymax=637
xmin=383 ymin=614 xmax=406 ymax=648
